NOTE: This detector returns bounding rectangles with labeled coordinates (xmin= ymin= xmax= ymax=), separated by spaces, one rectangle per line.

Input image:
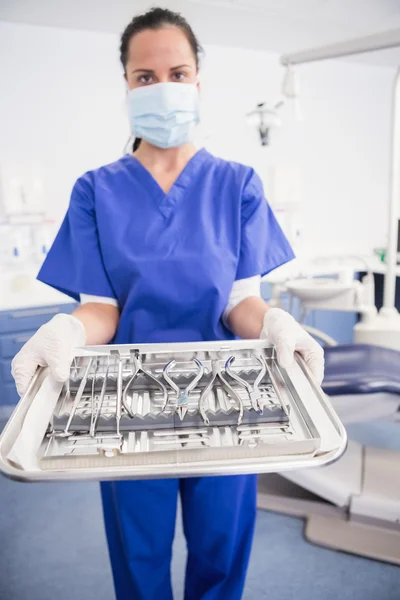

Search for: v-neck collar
xmin=124 ymin=148 xmax=210 ymax=218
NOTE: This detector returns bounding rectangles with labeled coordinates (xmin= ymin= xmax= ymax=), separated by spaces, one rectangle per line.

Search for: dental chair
xmin=257 ymin=344 xmax=400 ymax=565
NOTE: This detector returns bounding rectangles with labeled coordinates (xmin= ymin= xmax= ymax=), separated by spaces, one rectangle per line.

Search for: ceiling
xmin=1 ymin=0 xmax=400 ymax=66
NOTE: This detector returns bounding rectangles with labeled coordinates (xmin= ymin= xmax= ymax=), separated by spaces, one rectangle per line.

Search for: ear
xmin=196 ymin=79 xmax=201 ymax=92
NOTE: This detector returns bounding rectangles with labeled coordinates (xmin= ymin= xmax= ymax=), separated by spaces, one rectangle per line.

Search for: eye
xmin=172 ymin=71 xmax=186 ymax=82
xmin=137 ymin=74 xmax=153 ymax=84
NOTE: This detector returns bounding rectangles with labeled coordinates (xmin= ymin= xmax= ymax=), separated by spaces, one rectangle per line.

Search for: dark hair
xmin=120 ymin=7 xmax=203 ymax=152
xmin=120 ymin=7 xmax=203 ymax=72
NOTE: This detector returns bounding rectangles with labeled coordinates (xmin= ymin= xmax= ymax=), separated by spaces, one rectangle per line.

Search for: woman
xmin=12 ymin=8 xmax=324 ymax=600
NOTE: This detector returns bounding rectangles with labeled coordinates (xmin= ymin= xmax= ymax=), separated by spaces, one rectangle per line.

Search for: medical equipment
xmin=226 ymin=354 xmax=266 ymax=415
xmin=0 ymin=340 xmax=346 ymax=481
xmin=258 ymin=343 xmax=400 ymax=565
xmin=246 ymin=101 xmax=284 ymax=145
xmin=246 ymin=63 xmax=304 ymax=146
xmin=284 ymin=269 xmax=376 ymax=319
xmin=280 ymin=28 xmax=400 ymax=351
xmin=163 ymin=357 xmax=203 ymax=420
xmin=199 ymin=357 xmax=244 ymax=424
xmin=262 ymin=254 xmax=400 ymax=562
xmin=124 ymin=351 xmax=169 ymax=417
xmin=264 ymin=24 xmax=400 ymax=550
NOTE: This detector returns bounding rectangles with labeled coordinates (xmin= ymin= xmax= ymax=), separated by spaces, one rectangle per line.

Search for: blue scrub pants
xmin=100 ymin=475 xmax=257 ymax=600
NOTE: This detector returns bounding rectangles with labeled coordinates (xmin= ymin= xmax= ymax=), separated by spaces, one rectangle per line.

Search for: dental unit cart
xmin=0 ymin=340 xmax=346 ymax=482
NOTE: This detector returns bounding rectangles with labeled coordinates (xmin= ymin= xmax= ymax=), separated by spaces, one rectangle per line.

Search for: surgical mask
xmin=127 ymin=82 xmax=200 ymax=149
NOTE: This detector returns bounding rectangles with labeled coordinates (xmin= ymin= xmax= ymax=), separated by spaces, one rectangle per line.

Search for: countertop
xmin=0 ymin=269 xmax=73 ymax=311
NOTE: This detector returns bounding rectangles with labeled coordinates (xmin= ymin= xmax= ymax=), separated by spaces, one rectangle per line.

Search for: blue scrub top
xmin=38 ymin=149 xmax=294 ymax=343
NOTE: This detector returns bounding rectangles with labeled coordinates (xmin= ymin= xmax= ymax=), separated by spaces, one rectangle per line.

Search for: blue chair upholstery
xmin=322 ymin=344 xmax=400 ymax=396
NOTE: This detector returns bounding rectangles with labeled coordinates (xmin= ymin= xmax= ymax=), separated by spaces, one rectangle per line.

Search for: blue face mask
xmin=127 ymin=82 xmax=200 ymax=149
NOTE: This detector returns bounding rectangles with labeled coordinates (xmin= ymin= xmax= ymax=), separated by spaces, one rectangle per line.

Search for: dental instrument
xmin=163 ymin=357 xmax=204 ymax=420
xmin=199 ymin=357 xmax=244 ymax=425
xmin=225 ymin=354 xmax=265 ymax=414
xmin=0 ymin=340 xmax=346 ymax=481
xmin=122 ymin=350 xmax=168 ymax=417
xmin=62 ymin=358 xmax=93 ymax=437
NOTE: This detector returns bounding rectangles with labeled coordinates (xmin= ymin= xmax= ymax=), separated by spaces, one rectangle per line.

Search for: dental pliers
xmin=225 ymin=353 xmax=267 ymax=414
xmin=199 ymin=359 xmax=244 ymax=425
xmin=163 ymin=358 xmax=204 ymax=420
xmin=123 ymin=353 xmax=168 ymax=417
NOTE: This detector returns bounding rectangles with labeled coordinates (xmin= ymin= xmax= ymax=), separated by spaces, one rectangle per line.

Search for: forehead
xmin=126 ymin=27 xmax=196 ymax=68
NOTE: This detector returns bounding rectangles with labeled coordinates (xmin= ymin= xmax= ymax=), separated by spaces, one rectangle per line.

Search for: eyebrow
xmin=132 ymin=64 xmax=192 ymax=74
xmin=170 ymin=64 xmax=192 ymax=71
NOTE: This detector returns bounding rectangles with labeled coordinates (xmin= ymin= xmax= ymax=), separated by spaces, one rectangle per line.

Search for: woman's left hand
xmin=262 ymin=308 xmax=325 ymax=385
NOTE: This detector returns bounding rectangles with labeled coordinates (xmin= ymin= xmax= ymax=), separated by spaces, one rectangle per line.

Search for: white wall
xmin=0 ymin=21 xmax=394 ymax=255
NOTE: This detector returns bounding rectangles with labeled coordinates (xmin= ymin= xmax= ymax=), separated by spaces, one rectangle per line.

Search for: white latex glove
xmin=11 ymin=314 xmax=86 ymax=397
xmin=261 ymin=308 xmax=325 ymax=385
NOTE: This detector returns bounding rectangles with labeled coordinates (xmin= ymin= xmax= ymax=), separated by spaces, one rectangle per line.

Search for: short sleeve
xmin=236 ymin=169 xmax=295 ymax=280
xmin=37 ymin=174 xmax=117 ymax=302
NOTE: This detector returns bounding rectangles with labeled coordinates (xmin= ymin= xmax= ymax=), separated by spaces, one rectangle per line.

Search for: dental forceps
xmin=123 ymin=352 xmax=168 ymax=417
xmin=225 ymin=353 xmax=267 ymax=414
xmin=163 ymin=358 xmax=204 ymax=420
xmin=199 ymin=359 xmax=244 ymax=425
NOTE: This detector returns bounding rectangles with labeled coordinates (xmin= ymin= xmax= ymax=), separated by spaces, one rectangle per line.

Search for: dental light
xmin=246 ymin=100 xmax=284 ymax=146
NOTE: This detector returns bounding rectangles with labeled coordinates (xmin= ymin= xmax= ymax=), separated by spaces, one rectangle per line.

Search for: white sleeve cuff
xmin=80 ymin=294 xmax=118 ymax=307
xmin=222 ymin=275 xmax=261 ymax=326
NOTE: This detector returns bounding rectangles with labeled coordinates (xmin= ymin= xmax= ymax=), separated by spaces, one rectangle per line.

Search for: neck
xmin=134 ymin=141 xmax=198 ymax=171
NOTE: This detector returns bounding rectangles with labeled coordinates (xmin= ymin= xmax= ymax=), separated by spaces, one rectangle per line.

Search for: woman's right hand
xmin=11 ymin=313 xmax=86 ymax=397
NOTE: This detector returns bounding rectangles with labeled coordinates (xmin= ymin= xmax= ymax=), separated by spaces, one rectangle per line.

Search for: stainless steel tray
xmin=0 ymin=340 xmax=347 ymax=481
